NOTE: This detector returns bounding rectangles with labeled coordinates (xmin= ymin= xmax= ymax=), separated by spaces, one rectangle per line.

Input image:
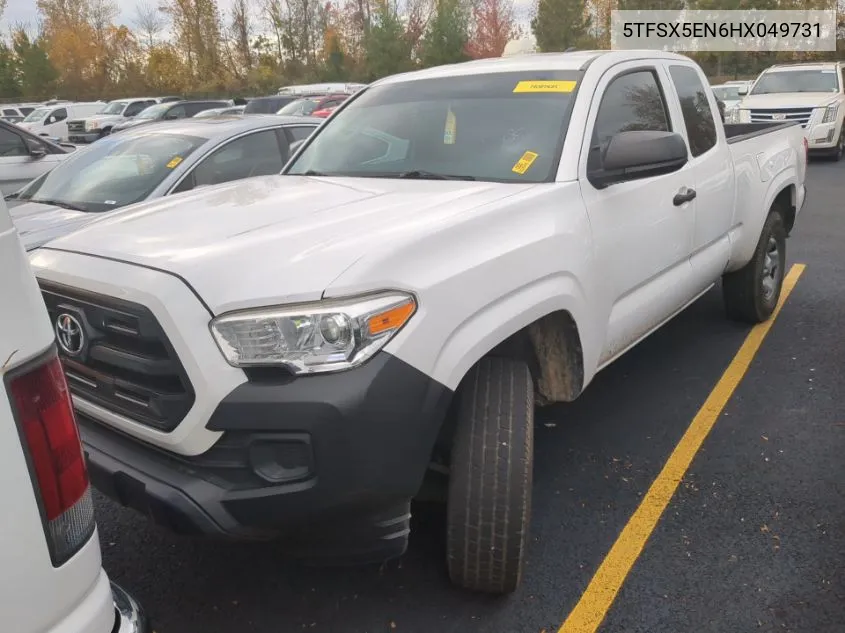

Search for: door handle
xmin=673 ymin=187 xmax=696 ymax=206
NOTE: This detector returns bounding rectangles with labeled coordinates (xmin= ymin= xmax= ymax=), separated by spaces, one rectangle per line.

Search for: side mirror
xmin=588 ymin=130 xmax=688 ymax=189
xmin=737 ymin=86 xmax=749 ymax=96
xmin=26 ymin=139 xmax=46 ymax=157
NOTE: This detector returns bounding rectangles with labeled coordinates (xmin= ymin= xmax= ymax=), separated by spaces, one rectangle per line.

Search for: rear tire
xmin=722 ymin=208 xmax=786 ymax=323
xmin=446 ymin=357 xmax=534 ymax=594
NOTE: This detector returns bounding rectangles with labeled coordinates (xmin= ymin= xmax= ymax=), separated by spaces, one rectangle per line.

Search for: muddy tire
xmin=446 ymin=356 xmax=534 ymax=594
xmin=722 ymin=209 xmax=786 ymax=323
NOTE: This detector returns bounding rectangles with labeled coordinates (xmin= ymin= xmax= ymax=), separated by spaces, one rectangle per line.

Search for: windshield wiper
xmin=301 ymin=169 xmax=328 ymax=176
xmin=29 ymin=198 xmax=88 ymax=212
xmin=397 ymin=170 xmax=476 ymax=181
xmin=4 ymin=192 xmax=19 ymax=200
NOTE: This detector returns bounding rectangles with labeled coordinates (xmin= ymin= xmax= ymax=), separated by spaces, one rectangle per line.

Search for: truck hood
xmin=739 ymin=92 xmax=840 ymax=109
xmin=83 ymin=114 xmax=125 ymax=125
xmin=10 ymin=202 xmax=101 ymax=251
xmin=40 ymin=175 xmax=535 ymax=314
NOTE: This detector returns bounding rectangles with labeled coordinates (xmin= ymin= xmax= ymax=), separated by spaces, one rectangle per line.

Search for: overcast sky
xmin=1 ymin=0 xmax=534 ymax=37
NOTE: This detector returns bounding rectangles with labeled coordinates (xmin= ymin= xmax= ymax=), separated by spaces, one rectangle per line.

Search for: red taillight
xmin=312 ymin=109 xmax=332 ymax=118
xmin=9 ymin=352 xmax=94 ymax=565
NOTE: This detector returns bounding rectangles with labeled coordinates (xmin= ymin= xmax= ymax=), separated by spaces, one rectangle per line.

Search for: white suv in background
xmin=0 ymin=195 xmax=149 ymax=633
xmin=729 ymin=62 xmax=845 ymax=160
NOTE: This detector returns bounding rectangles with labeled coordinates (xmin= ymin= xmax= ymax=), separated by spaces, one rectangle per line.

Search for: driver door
xmin=0 ymin=126 xmax=58 ymax=196
xmin=578 ymin=63 xmax=697 ymax=367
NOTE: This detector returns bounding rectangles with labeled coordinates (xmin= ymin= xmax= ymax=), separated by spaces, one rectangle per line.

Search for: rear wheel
xmin=722 ymin=208 xmax=786 ymax=323
xmin=446 ymin=357 xmax=534 ymax=594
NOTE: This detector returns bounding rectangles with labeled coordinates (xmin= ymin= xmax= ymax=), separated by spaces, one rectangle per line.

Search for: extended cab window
xmin=669 ymin=65 xmax=717 ymax=157
xmin=588 ymin=69 xmax=670 ymax=172
xmin=286 ymin=71 xmax=583 ymax=183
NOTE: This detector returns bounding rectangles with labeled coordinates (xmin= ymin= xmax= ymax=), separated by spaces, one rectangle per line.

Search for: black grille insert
xmin=39 ymin=280 xmax=195 ymax=432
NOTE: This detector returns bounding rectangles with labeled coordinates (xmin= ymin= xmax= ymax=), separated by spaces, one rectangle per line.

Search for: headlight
xmin=822 ymin=104 xmax=839 ymax=124
xmin=86 ymin=121 xmax=99 ymax=131
xmin=210 ymin=292 xmax=417 ymax=374
xmin=725 ymin=108 xmax=740 ymax=123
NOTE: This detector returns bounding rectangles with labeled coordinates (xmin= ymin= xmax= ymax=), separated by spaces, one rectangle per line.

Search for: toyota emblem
xmin=56 ymin=313 xmax=85 ymax=356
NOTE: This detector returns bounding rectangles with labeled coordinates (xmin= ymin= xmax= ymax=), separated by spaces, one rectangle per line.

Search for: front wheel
xmin=722 ymin=209 xmax=786 ymax=323
xmin=831 ymin=132 xmax=845 ymax=161
xmin=446 ymin=357 xmax=534 ymax=594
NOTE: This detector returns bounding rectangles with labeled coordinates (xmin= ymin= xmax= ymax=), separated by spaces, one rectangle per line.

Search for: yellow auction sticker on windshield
xmin=513 ymin=80 xmax=576 ymax=93
xmin=166 ymin=156 xmax=183 ymax=169
xmin=444 ymin=107 xmax=456 ymax=145
xmin=512 ymin=151 xmax=539 ymax=174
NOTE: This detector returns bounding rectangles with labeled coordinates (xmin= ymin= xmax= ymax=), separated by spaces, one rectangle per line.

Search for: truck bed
xmin=724 ymin=121 xmax=800 ymax=144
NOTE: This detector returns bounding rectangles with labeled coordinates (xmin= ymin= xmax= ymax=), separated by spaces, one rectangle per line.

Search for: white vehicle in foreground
xmin=729 ymin=62 xmax=845 ymax=159
xmin=0 ymin=195 xmax=149 ymax=633
xmin=29 ymin=50 xmax=806 ymax=595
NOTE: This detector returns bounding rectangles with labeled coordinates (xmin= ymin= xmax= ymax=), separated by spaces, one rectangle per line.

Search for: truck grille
xmin=749 ymin=107 xmax=815 ymax=128
xmin=67 ymin=120 xmax=86 ymax=134
xmin=39 ymin=281 xmax=195 ymax=432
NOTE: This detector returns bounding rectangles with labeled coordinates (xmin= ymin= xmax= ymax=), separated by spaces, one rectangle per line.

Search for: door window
xmin=0 ymin=127 xmax=28 ymax=156
xmin=175 ymin=130 xmax=287 ymax=192
xmin=588 ymin=69 xmax=671 ymax=173
xmin=125 ymin=101 xmax=151 ymax=117
xmin=164 ymin=105 xmax=187 ymax=120
xmin=669 ymin=65 xmax=717 ymax=157
xmin=47 ymin=108 xmax=68 ymax=124
xmin=288 ymin=126 xmax=316 ymax=142
xmin=3 ymin=109 xmax=17 ymax=116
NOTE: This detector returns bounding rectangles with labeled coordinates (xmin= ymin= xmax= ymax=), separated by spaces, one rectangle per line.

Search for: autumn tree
xmin=465 ymin=0 xmax=518 ymax=59
xmin=227 ymin=0 xmax=254 ymax=78
xmin=531 ymin=0 xmax=591 ymax=52
xmin=365 ymin=0 xmax=413 ymax=80
xmin=0 ymin=43 xmax=21 ymax=98
xmin=13 ymin=29 xmax=58 ymax=99
xmin=163 ymin=0 xmax=225 ymax=88
xmin=419 ymin=0 xmax=470 ymax=67
xmin=133 ymin=2 xmax=167 ymax=51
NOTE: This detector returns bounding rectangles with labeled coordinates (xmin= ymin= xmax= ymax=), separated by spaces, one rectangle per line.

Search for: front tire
xmin=831 ymin=132 xmax=845 ymax=161
xmin=446 ymin=357 xmax=534 ymax=594
xmin=722 ymin=209 xmax=786 ymax=323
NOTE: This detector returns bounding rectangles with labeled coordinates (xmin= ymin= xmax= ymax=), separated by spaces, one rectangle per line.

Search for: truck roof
xmin=373 ymin=49 xmax=698 ymax=85
xmin=765 ymin=62 xmax=841 ymax=71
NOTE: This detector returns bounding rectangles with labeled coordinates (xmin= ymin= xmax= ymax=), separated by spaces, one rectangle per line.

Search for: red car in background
xmin=277 ymin=94 xmax=349 ymax=118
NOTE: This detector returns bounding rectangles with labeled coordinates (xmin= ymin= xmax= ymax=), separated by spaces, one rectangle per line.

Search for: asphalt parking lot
xmin=96 ymin=161 xmax=845 ymax=633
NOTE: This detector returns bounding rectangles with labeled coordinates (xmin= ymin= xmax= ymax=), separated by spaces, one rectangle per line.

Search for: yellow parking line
xmin=558 ymin=263 xmax=807 ymax=633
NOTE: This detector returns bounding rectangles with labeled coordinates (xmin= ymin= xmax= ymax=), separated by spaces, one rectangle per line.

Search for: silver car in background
xmin=10 ymin=114 xmax=321 ymax=249
xmin=0 ymin=120 xmax=76 ymax=196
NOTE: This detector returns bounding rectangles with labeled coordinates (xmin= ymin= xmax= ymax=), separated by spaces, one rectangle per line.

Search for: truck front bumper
xmin=79 ymin=352 xmax=452 ymax=563
xmin=68 ymin=132 xmax=100 ymax=143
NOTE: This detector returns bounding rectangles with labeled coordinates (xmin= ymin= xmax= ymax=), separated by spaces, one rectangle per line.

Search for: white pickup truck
xmin=29 ymin=50 xmax=807 ymax=595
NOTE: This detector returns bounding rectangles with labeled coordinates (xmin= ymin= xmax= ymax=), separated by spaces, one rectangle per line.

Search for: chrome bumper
xmin=111 ymin=582 xmax=151 ymax=633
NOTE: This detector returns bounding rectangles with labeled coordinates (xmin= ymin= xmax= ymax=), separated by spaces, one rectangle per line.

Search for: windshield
xmin=23 ymin=107 xmax=49 ymax=122
xmin=135 ymin=103 xmax=171 ymax=119
xmin=713 ymin=86 xmax=740 ymax=100
xmin=286 ymin=71 xmax=581 ymax=183
xmin=278 ymin=98 xmax=319 ymax=115
xmin=751 ymin=69 xmax=840 ymax=95
xmin=16 ymin=132 xmax=207 ymax=212
xmin=101 ymin=101 xmax=129 ymax=115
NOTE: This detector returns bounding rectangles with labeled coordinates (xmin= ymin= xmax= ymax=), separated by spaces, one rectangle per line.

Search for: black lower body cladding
xmin=78 ymin=351 xmax=453 ymax=563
